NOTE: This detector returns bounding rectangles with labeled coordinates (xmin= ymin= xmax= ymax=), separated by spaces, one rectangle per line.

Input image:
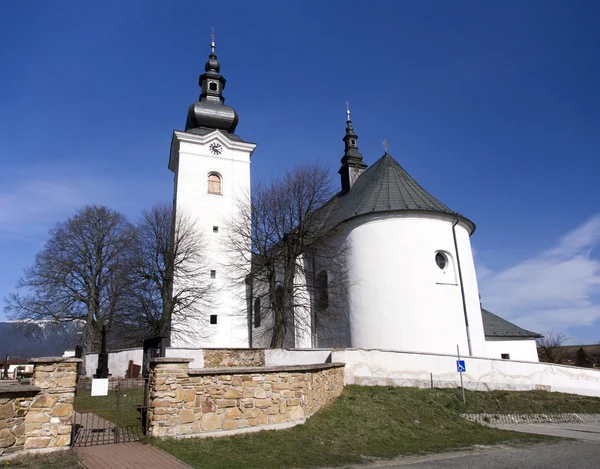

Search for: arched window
xmin=435 ymin=252 xmax=448 ymax=270
xmin=434 ymin=250 xmax=457 ymax=285
xmin=275 ymin=285 xmax=284 ymax=311
xmin=207 ymin=172 xmax=222 ymax=195
xmin=254 ymin=298 xmax=261 ymax=328
xmin=316 ymin=270 xmax=329 ymax=310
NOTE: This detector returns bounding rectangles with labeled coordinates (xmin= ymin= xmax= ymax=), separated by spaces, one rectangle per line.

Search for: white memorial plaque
xmin=91 ymin=378 xmax=109 ymax=396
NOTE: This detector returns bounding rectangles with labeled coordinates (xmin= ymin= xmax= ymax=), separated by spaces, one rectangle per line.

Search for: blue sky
xmin=1 ymin=1 xmax=599 ymax=344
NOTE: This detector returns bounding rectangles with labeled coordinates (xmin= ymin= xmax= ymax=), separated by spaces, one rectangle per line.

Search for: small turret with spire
xmin=339 ymin=101 xmax=367 ymax=194
xmin=185 ymin=28 xmax=239 ymax=133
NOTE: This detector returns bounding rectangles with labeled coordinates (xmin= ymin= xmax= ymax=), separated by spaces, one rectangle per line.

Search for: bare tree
xmin=228 ymin=163 xmax=349 ymax=348
xmin=4 ymin=205 xmax=135 ymax=355
xmin=536 ymin=331 xmax=569 ymax=364
xmin=115 ymin=203 xmax=211 ymax=346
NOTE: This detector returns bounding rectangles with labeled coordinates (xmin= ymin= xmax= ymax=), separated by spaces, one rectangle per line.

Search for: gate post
xmin=26 ymin=357 xmax=81 ymax=451
xmin=146 ymin=358 xmax=192 ymax=438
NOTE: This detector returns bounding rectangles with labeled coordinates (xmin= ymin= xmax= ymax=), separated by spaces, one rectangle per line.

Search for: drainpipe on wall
xmin=311 ymin=252 xmax=317 ymax=348
xmin=452 ymin=214 xmax=473 ymax=357
xmin=246 ymin=275 xmax=253 ymax=348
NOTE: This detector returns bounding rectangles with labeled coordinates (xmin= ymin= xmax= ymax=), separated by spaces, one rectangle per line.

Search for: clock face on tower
xmin=209 ymin=142 xmax=223 ymax=155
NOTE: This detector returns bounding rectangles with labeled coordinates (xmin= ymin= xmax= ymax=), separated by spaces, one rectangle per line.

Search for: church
xmin=167 ymin=37 xmax=542 ymax=363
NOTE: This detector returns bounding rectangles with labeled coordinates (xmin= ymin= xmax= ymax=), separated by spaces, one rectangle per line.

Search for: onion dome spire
xmin=339 ymin=101 xmax=367 ymax=194
xmin=185 ymin=28 xmax=239 ymax=134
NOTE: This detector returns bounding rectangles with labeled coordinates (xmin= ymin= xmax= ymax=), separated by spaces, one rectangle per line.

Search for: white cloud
xmin=0 ymin=161 xmax=157 ymax=244
xmin=0 ymin=171 xmax=108 ymax=242
xmin=477 ymin=215 xmax=600 ymax=339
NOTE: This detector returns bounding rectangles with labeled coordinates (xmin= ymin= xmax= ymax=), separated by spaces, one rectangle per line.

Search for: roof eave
xmin=456 ymin=213 xmax=476 ymax=235
xmin=486 ymin=333 xmax=543 ymax=340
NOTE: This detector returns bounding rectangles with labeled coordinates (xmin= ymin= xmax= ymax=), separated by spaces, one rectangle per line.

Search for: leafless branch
xmin=226 ymin=162 xmax=351 ymax=348
xmin=4 ymin=205 xmax=135 ymax=354
xmin=536 ymin=331 xmax=569 ymax=364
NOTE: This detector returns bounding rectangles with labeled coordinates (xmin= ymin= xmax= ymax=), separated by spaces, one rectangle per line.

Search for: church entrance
xmin=71 ymin=377 xmax=149 ymax=446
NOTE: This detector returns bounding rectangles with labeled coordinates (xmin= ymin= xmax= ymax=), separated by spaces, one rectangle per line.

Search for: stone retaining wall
xmin=0 ymin=358 xmax=80 ymax=460
xmin=147 ymin=359 xmax=344 ymax=438
xmin=462 ymin=413 xmax=600 ymax=424
xmin=0 ymin=387 xmax=37 ymax=458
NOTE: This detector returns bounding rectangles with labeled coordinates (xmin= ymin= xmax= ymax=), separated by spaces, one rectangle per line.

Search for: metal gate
xmin=72 ymin=377 xmax=149 ymax=446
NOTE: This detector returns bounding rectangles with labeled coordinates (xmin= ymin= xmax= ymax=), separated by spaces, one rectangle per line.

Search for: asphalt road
xmin=360 ymin=441 xmax=600 ymax=469
xmin=492 ymin=422 xmax=600 ymax=441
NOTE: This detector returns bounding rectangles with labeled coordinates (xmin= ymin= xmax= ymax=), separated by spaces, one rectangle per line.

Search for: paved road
xmin=492 ymin=422 xmax=600 ymax=441
xmin=356 ymin=441 xmax=600 ymax=468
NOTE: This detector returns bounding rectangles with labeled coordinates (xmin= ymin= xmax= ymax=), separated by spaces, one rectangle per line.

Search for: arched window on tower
xmin=316 ymin=270 xmax=329 ymax=310
xmin=207 ymin=172 xmax=222 ymax=195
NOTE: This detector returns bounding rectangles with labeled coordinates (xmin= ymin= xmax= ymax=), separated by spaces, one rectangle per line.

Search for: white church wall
xmin=170 ymin=131 xmax=254 ymax=349
xmin=343 ymin=214 xmax=482 ymax=356
xmin=333 ymin=349 xmax=600 ymax=397
xmin=454 ymin=223 xmax=487 ymax=356
xmin=485 ymin=338 xmax=539 ymax=362
xmin=247 ymin=256 xmax=317 ymax=349
xmin=294 ymin=255 xmax=313 ymax=348
xmin=312 ymin=233 xmax=352 ymax=348
xmin=264 ymin=348 xmax=333 ymax=366
xmin=249 ymin=284 xmax=274 ymax=349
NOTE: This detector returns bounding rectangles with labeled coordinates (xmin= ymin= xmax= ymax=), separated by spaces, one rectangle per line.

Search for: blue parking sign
xmin=456 ymin=360 xmax=466 ymax=373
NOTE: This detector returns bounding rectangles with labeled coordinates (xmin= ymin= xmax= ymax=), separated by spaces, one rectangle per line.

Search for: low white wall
xmin=85 ymin=353 xmax=98 ymax=377
xmin=486 ymin=338 xmax=539 ymax=362
xmin=332 ymin=349 xmax=600 ymax=397
xmin=84 ymin=348 xmax=143 ymax=378
xmin=264 ymin=349 xmax=333 ymax=366
xmin=81 ymin=346 xmax=599 ymax=398
xmin=166 ymin=348 xmax=205 ymax=368
xmin=84 ymin=347 xmax=204 ymax=377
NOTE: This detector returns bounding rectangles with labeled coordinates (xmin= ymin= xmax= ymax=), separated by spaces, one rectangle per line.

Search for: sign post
xmin=456 ymin=344 xmax=466 ymax=404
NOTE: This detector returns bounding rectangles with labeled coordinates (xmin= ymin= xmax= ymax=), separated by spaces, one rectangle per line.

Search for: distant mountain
xmin=0 ymin=321 xmax=82 ymax=359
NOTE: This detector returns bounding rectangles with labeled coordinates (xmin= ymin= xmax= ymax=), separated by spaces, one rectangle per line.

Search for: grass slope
xmin=457 ymin=389 xmax=600 ymax=414
xmin=157 ymin=386 xmax=562 ymax=469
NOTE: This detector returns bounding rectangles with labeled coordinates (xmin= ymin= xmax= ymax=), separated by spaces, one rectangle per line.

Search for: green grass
xmin=156 ymin=386 xmax=564 ymax=469
xmin=457 ymin=389 xmax=600 ymax=414
xmin=0 ymin=450 xmax=80 ymax=469
xmin=74 ymin=387 xmax=145 ymax=427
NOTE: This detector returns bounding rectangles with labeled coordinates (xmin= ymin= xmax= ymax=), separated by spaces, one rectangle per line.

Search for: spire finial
xmin=345 ymin=100 xmax=351 ymax=123
xmin=382 ymin=139 xmax=389 ymax=152
xmin=210 ymin=27 xmax=217 ymax=54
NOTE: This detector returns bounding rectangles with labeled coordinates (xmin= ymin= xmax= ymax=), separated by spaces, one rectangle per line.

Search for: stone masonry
xmin=462 ymin=413 xmax=600 ymax=425
xmin=0 ymin=385 xmax=37 ymax=458
xmin=0 ymin=357 xmax=80 ymax=461
xmin=147 ymin=358 xmax=345 ymax=438
xmin=203 ymin=349 xmax=265 ymax=368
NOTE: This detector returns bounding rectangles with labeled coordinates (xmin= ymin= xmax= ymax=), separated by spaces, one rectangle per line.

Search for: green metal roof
xmin=481 ymin=308 xmax=542 ymax=339
xmin=318 ymin=153 xmax=475 ymax=233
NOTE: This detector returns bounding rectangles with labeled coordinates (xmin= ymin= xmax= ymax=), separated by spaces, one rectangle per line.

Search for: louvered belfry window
xmin=208 ymin=173 xmax=222 ymax=195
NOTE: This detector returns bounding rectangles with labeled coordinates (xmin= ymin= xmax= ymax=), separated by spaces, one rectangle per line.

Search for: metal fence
xmin=72 ymin=377 xmax=148 ymax=447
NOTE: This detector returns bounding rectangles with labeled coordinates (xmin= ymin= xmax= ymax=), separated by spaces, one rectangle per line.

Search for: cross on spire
xmin=210 ymin=27 xmax=216 ymax=54
xmin=345 ymin=100 xmax=351 ymax=122
xmin=382 ymin=139 xmax=389 ymax=152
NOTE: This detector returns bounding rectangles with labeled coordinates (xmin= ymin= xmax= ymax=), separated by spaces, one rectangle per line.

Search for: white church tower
xmin=168 ymin=34 xmax=256 ymax=348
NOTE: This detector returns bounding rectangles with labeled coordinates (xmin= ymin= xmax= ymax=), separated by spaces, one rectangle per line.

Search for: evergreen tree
xmin=575 ymin=346 xmax=594 ymax=368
